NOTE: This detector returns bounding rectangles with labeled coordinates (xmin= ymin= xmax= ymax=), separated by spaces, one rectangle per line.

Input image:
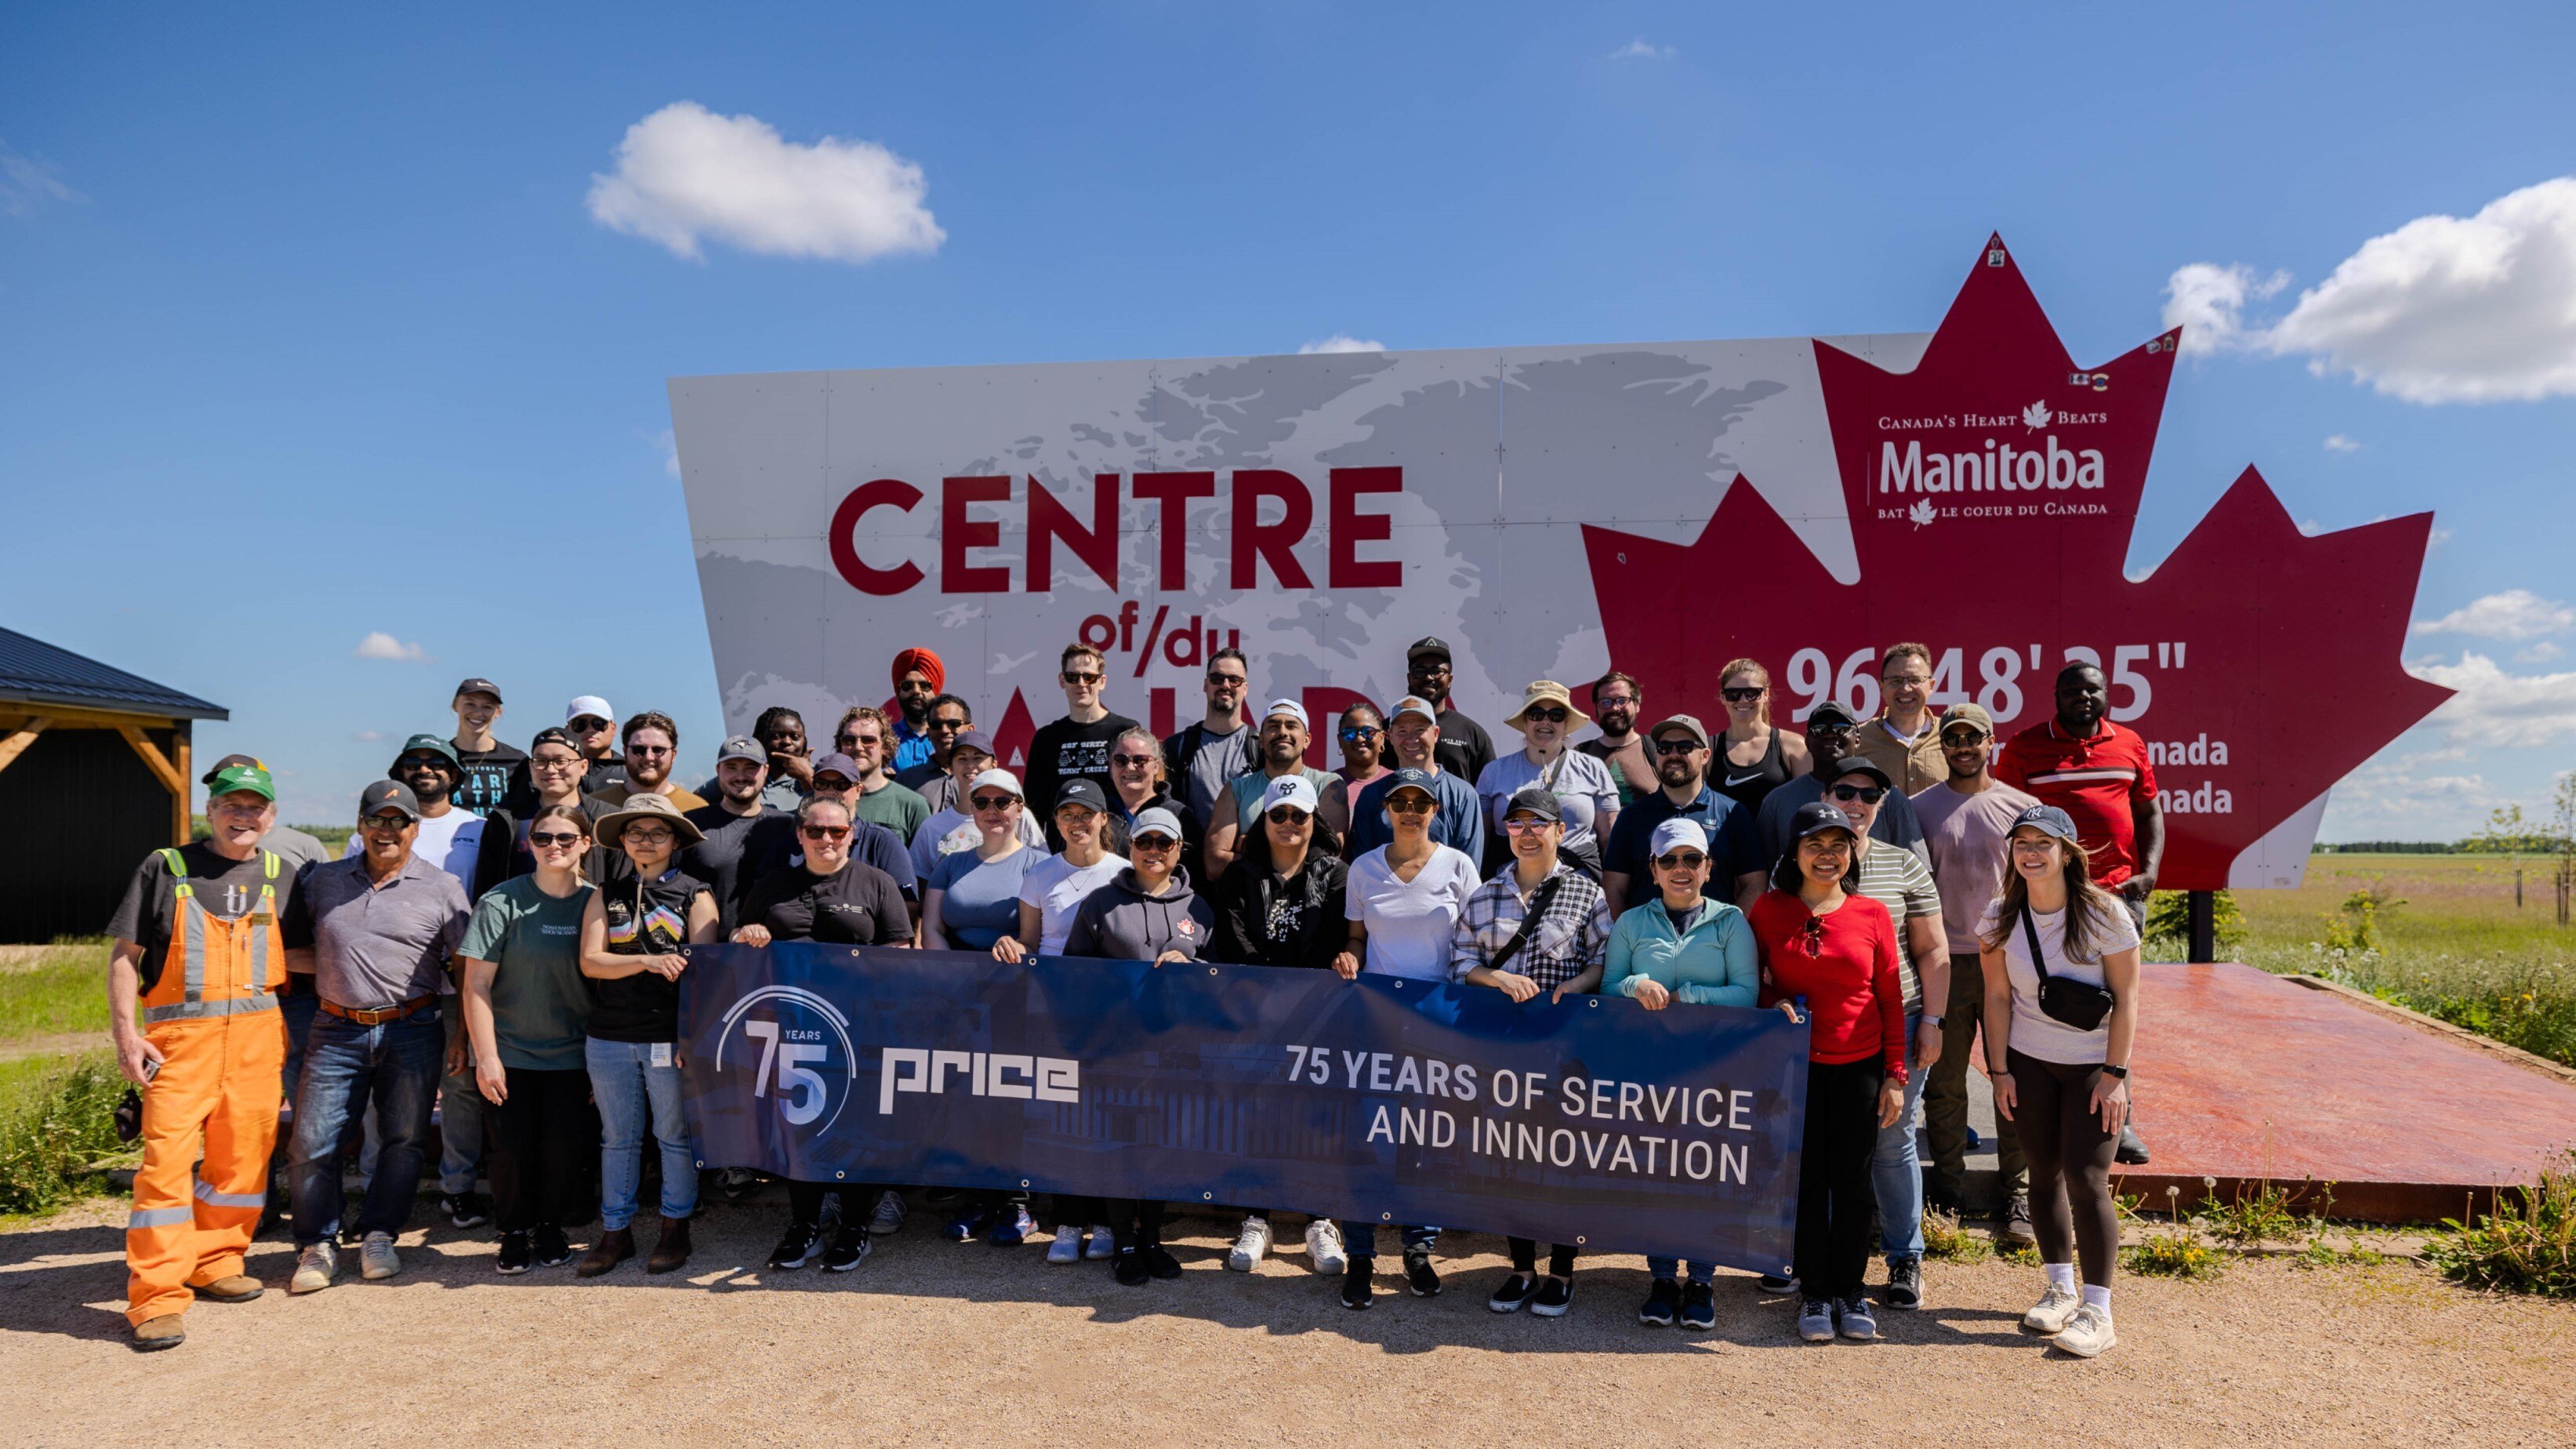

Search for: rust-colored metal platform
xmin=2106 ymin=962 xmax=2576 ymax=1222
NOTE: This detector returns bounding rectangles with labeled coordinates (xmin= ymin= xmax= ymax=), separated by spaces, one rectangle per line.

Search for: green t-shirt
xmin=457 ymin=876 xmax=596 ymax=1071
xmin=851 ymin=779 xmax=931 ymax=843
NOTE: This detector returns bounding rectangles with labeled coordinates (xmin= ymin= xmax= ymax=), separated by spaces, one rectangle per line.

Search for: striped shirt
xmin=1852 ymin=837 xmax=1943 ymax=1014
xmin=1994 ymin=717 xmax=2160 ymax=887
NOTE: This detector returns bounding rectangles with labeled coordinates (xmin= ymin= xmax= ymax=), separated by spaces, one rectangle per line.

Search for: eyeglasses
xmin=568 ymin=717 xmax=611 ymax=732
xmin=1504 ymin=816 xmax=1554 ymax=833
xmin=928 ymin=717 xmax=967 ymax=732
xmin=528 ymin=830 xmax=585 ymax=848
xmin=1653 ymin=738 xmax=1700 ymax=756
xmin=1656 ymin=852 xmax=1707 ymax=870
xmin=1132 ymin=833 xmax=1178 ymax=851
xmin=971 ymin=794 xmax=1018 ymax=812
xmin=1721 ymin=687 xmax=1765 ymax=703
xmin=1112 ymin=754 xmax=1157 ymax=768
xmin=622 ymin=826 xmax=675 ymax=844
xmin=1061 ymin=670 xmax=1103 ymax=685
xmin=1266 ymin=807 xmax=1311 ymax=826
xmin=359 ymin=814 xmax=411 ymax=833
xmin=1828 ymin=784 xmax=1886 ymax=804
xmin=1882 ymin=674 xmax=1932 ymax=689
xmin=1387 ymin=796 xmax=1435 ymax=815
xmin=626 ymin=744 xmax=673 ymax=757
xmin=1338 ymin=725 xmax=1381 ymax=742
xmin=1595 ymin=694 xmax=1637 ymax=710
xmin=1523 ymin=706 xmax=1569 ymax=724
xmin=531 ymin=754 xmax=582 ymax=771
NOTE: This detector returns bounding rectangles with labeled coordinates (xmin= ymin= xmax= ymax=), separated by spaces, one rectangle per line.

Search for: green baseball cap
xmin=392 ymin=733 xmax=463 ymax=774
xmin=205 ymin=761 xmax=276 ymax=801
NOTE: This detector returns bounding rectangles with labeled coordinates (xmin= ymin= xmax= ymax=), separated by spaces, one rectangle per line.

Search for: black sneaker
xmin=1489 ymin=1272 xmax=1536 ymax=1313
xmin=1141 ymin=1243 xmax=1183 ymax=1280
xmin=444 ymin=1192 xmax=492 ymax=1229
xmin=495 ymin=1230 xmax=532 ymax=1275
xmin=1530 ymin=1275 xmax=1573 ymax=1318
xmin=1402 ymin=1248 xmax=1440 ymax=1297
xmin=2116 ymin=1124 xmax=2151 ymax=1165
xmin=1756 ymin=1273 xmax=1798 ymax=1295
xmin=1638 ymin=1277 xmax=1680 ymax=1326
xmin=822 ymin=1226 xmax=873 ymax=1272
xmin=2002 ymin=1193 xmax=2037 ymax=1244
xmin=1340 ymin=1260 xmax=1374 ymax=1310
xmin=1113 ymin=1246 xmax=1151 ymax=1287
xmin=768 ymin=1221 xmax=822 ymax=1270
xmin=1680 ymin=1281 xmax=1716 ymax=1330
xmin=1885 ymin=1256 xmax=1924 ymax=1309
xmin=532 ymin=1226 xmax=573 ymax=1268
xmin=720 ymin=1168 xmax=764 ymax=1202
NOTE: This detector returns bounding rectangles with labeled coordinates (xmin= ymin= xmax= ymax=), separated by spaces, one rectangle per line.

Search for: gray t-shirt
xmin=1177 ymin=721 xmax=1256 ymax=826
xmin=258 ymin=824 xmax=333 ymax=875
xmin=1914 ymin=779 xmax=2041 ymax=955
xmin=282 ymin=855 xmax=470 ymax=1008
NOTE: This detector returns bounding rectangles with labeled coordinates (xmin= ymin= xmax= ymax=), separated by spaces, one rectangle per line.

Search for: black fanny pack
xmin=2021 ymin=907 xmax=2115 ymax=1032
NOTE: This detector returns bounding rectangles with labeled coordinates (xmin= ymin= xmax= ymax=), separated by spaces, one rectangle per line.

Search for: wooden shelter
xmin=0 ymin=626 xmax=226 ymax=943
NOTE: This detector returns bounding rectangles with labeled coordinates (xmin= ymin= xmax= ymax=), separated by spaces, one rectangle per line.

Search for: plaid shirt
xmin=1449 ymin=862 xmax=1613 ymax=990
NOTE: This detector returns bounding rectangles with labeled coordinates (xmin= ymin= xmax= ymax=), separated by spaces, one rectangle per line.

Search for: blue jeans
xmin=279 ymin=987 xmax=317 ymax=1102
xmin=586 ymin=1037 xmax=696 ymax=1229
xmin=1337 ymin=1221 xmax=1439 ymax=1258
xmin=288 ymin=1008 xmax=442 ymax=1245
xmin=1872 ymin=1011 xmax=1927 ymax=1262
xmin=438 ymin=993 xmax=484 ymax=1195
xmin=1647 ymin=1256 xmax=1715 ymax=1285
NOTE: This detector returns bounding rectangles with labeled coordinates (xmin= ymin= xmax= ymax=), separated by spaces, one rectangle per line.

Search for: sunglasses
xmin=1206 ymin=673 xmax=1246 ymax=688
xmin=1132 ymin=833 xmax=1179 ymax=851
xmin=800 ymin=824 xmax=850 ymax=841
xmin=1828 ymin=784 xmax=1886 ymax=804
xmin=528 ymin=830 xmax=585 ymax=848
xmin=1721 ymin=686 xmax=1765 ymax=703
xmin=626 ymin=743 xmax=673 ymax=757
xmin=360 ymin=814 xmax=412 ymax=832
xmin=970 ymin=794 xmax=1018 ymax=812
xmin=929 ymin=717 xmax=967 ymax=732
xmin=1522 ymin=706 xmax=1569 ymax=724
xmin=1062 ymin=670 xmax=1103 ymax=685
xmin=1653 ymin=738 xmax=1700 ymax=756
xmin=1504 ymin=816 xmax=1554 ymax=833
xmin=837 ymin=734 xmax=880 ymax=750
xmin=1112 ymin=754 xmax=1158 ymax=768
xmin=1656 ymin=852 xmax=1707 ymax=870
xmin=1338 ymin=725 xmax=1382 ymax=742
xmin=1799 ymin=917 xmax=1827 ymax=953
xmin=568 ymin=717 xmax=611 ymax=732
xmin=1387 ymin=795 xmax=1435 ymax=815
xmin=1256 ymin=806 xmax=1308 ymax=827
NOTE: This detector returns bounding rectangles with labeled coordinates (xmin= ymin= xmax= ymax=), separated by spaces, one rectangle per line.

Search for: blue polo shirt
xmin=1601 ymin=785 xmax=1761 ymax=910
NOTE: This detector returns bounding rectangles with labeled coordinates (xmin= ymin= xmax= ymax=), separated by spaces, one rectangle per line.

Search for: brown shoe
xmin=576 ymin=1227 xmax=635 ymax=1278
xmin=189 ymin=1274 xmax=264 ymax=1304
xmin=647 ymin=1215 xmax=693 ymax=1275
xmin=132 ymin=1314 xmax=187 ymax=1352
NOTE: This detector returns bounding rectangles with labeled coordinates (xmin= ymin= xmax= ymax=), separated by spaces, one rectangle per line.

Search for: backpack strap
xmin=1489 ymin=872 xmax=1569 ymax=974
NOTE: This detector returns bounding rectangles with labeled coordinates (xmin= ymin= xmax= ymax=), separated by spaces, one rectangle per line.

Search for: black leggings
xmin=2009 ymin=1049 xmax=2119 ymax=1288
xmin=788 ymin=1180 xmax=883 ymax=1229
xmin=1792 ymin=1056 xmax=1885 ymax=1299
xmin=1508 ymin=1238 xmax=1576 ymax=1276
xmin=488 ymin=1067 xmax=592 ymax=1233
xmin=1101 ymin=1198 xmax=1165 ymax=1247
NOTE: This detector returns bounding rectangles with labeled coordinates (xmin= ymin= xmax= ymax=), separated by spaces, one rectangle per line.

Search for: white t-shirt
xmin=1018 ymin=852 xmax=1131 ymax=955
xmin=344 ymin=808 xmax=483 ymax=897
xmin=910 ymin=804 xmax=1047 ymax=880
xmin=1979 ymin=898 xmax=2141 ymax=1066
xmin=1344 ymin=844 xmax=1482 ymax=980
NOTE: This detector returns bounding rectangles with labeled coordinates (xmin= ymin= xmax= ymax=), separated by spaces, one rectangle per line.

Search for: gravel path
xmin=3 ymin=1197 xmax=2570 ymax=1446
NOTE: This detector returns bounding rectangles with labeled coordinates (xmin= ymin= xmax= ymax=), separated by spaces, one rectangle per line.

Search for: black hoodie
xmin=1212 ymin=848 xmax=1348 ymax=971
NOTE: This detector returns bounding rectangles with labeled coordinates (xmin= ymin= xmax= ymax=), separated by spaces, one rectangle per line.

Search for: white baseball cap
xmin=967 ymin=768 xmax=1024 ymax=800
xmin=1260 ymin=775 xmax=1320 ymax=815
xmin=1262 ymin=698 xmax=1309 ymax=729
xmin=566 ymin=695 xmax=615 ymax=724
xmin=1649 ymin=818 xmax=1711 ymax=859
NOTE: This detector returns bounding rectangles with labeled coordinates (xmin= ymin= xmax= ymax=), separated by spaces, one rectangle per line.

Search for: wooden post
xmin=0 ymin=716 xmax=50 ymax=775
xmin=117 ymin=723 xmax=190 ymax=846
xmin=173 ymin=722 xmax=192 ymax=846
xmin=2186 ymin=889 xmax=2217 ymax=963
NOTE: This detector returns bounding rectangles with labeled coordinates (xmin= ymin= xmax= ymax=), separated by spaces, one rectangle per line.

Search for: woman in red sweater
xmin=1751 ymin=801 xmax=1908 ymax=1345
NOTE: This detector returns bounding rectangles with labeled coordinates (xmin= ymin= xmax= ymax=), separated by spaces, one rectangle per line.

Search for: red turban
xmin=891 ymin=646 xmax=945 ymax=692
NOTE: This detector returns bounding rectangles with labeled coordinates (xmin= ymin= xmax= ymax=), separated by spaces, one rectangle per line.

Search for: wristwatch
xmin=2100 ymin=1063 xmax=2130 ymax=1080
xmin=1921 ymin=1013 xmax=1945 ymax=1029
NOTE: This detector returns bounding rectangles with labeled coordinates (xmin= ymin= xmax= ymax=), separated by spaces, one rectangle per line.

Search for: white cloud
xmin=2411 ymin=652 xmax=2576 ymax=748
xmin=1609 ymin=39 xmax=1677 ymax=59
xmin=354 ymin=631 xmax=426 ymax=661
xmin=587 ymin=101 xmax=944 ymax=264
xmin=2517 ymin=641 xmax=2565 ymax=664
xmin=2415 ymin=588 xmax=2575 ymax=640
xmin=2162 ymin=177 xmax=2576 ymax=401
xmin=652 ymin=428 xmax=680 ymax=479
xmin=0 ymin=142 xmax=81 ymax=215
xmin=2322 ymin=433 xmax=2361 ymax=452
xmin=1299 ymin=334 xmax=1386 ymax=354
xmin=2319 ymin=747 xmax=2500 ymax=840
xmin=352 ymin=730 xmax=388 ymax=742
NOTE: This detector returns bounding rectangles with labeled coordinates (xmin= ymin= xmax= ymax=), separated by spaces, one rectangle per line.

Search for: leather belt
xmin=317 ymin=994 xmax=439 ymax=1026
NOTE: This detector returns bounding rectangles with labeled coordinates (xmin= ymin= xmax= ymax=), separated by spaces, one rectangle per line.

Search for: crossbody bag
xmin=2019 ymin=906 xmax=2117 ymax=1031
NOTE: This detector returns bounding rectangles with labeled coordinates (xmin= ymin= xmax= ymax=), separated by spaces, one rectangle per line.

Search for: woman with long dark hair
xmin=1979 ymin=804 xmax=2140 ymax=1358
xmin=1749 ymin=802 xmax=1907 ymax=1344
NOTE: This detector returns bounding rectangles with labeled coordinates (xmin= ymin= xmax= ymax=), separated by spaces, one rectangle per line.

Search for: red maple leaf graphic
xmin=1582 ymin=235 xmax=2452 ymax=888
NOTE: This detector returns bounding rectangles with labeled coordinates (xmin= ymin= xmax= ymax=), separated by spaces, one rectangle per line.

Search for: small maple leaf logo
xmin=2022 ymin=400 xmax=2052 ymax=430
xmin=1907 ymin=497 xmax=1937 ymax=528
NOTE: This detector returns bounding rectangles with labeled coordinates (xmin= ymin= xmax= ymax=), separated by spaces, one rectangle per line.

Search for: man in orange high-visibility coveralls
xmin=105 ymin=759 xmax=298 ymax=1351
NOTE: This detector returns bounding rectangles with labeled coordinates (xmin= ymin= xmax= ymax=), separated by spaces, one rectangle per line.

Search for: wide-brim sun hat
xmin=595 ymin=791 xmax=705 ymax=846
xmin=1504 ymin=680 xmax=1591 ymax=734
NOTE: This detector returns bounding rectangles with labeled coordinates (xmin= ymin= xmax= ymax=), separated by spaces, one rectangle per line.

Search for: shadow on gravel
xmin=0 ymin=1190 xmax=2034 ymax=1356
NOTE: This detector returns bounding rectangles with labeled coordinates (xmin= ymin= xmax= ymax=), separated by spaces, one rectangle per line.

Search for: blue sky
xmin=3 ymin=2 xmax=2571 ymax=838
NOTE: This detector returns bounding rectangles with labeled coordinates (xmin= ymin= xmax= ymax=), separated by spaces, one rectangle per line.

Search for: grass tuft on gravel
xmin=2429 ymin=1150 xmax=2576 ymax=1298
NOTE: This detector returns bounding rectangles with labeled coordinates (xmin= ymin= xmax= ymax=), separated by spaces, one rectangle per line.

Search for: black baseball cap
xmin=528 ymin=726 xmax=576 ymax=752
xmin=199 ymin=752 xmax=261 ymax=786
xmin=453 ymin=677 xmax=503 ymax=704
xmin=1406 ymin=637 xmax=1453 ymax=663
xmin=359 ymin=779 xmax=421 ymax=822
xmin=1788 ymin=801 xmax=1858 ymax=842
xmin=1806 ymin=700 xmax=1859 ymax=730
xmin=1054 ymin=778 xmax=1108 ymax=814
xmin=1503 ymin=785 xmax=1562 ymax=823
xmin=1827 ymin=755 xmax=1893 ymax=791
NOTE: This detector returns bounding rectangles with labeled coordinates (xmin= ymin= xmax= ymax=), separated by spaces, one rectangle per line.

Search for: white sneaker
xmin=290 ymin=1240 xmax=338 ymax=1295
xmin=1047 ymin=1225 xmax=1084 ymax=1265
xmin=1226 ymin=1216 xmax=1272 ymax=1272
xmin=2021 ymin=1283 xmax=2082 ymax=1336
xmin=359 ymin=1231 xmax=401 ymax=1281
xmin=1085 ymin=1225 xmax=1118 ymax=1261
xmin=2052 ymin=1303 xmax=2116 ymax=1357
xmin=868 ymin=1189 xmax=908 ymax=1235
xmin=1304 ymin=1218 xmax=1348 ymax=1276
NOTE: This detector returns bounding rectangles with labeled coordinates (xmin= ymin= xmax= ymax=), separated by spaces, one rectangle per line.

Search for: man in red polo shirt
xmin=1996 ymin=659 xmax=2161 ymax=1165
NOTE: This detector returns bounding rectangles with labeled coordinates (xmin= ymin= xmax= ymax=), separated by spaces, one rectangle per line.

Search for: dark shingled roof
xmin=0 ymin=626 xmax=227 ymax=721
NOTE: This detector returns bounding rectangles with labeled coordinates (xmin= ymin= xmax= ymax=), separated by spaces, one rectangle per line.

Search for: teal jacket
xmin=1602 ymin=897 xmax=1758 ymax=1008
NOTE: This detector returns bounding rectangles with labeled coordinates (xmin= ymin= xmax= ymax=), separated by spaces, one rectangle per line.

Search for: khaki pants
xmin=1921 ymin=951 xmax=2024 ymax=1203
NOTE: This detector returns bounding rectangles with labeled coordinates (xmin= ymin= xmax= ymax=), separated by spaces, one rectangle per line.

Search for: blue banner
xmin=679 ymin=945 xmax=1810 ymax=1275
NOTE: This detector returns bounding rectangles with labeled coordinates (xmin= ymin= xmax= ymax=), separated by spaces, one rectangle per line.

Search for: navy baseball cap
xmin=2011 ymin=804 xmax=2081 ymax=843
xmin=358 ymin=780 xmax=421 ymax=822
xmin=1054 ymin=778 xmax=1108 ymax=814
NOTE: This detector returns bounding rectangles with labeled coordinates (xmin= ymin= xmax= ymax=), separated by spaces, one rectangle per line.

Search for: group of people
xmin=106 ymin=638 xmax=2149 ymax=1359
